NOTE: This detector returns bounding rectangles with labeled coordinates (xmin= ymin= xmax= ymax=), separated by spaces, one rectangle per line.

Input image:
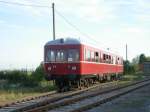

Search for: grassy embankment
xmin=0 ymin=80 xmax=55 ymax=105
xmin=0 ymin=72 xmax=145 ymax=106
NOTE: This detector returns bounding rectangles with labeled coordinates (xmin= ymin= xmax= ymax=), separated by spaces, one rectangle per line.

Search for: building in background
xmin=143 ymin=61 xmax=150 ymax=74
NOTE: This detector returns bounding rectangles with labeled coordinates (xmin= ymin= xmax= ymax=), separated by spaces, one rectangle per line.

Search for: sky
xmin=0 ymin=0 xmax=149 ymax=70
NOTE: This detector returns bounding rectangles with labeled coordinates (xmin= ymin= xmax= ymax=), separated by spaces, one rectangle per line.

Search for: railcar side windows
xmin=95 ymin=52 xmax=99 ymax=62
xmin=91 ymin=51 xmax=95 ymax=61
xmin=95 ymin=52 xmax=99 ymax=56
xmin=85 ymin=49 xmax=91 ymax=61
xmin=113 ymin=57 xmax=116 ymax=64
xmin=103 ymin=54 xmax=106 ymax=61
xmin=102 ymin=53 xmax=113 ymax=64
xmin=85 ymin=49 xmax=100 ymax=62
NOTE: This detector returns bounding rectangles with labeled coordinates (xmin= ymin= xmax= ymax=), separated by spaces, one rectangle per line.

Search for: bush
xmin=0 ymin=70 xmax=38 ymax=87
xmin=0 ymin=64 xmax=46 ymax=87
xmin=31 ymin=64 xmax=45 ymax=82
xmin=124 ymin=60 xmax=135 ymax=74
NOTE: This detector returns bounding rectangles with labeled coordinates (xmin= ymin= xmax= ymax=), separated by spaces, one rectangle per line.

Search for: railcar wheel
xmin=84 ymin=79 xmax=89 ymax=88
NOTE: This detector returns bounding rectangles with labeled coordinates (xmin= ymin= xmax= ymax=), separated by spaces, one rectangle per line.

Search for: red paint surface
xmin=44 ymin=62 xmax=123 ymax=76
xmin=44 ymin=44 xmax=123 ymax=76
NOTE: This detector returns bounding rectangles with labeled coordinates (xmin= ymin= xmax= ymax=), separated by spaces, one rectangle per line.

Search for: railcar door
xmin=67 ymin=49 xmax=80 ymax=79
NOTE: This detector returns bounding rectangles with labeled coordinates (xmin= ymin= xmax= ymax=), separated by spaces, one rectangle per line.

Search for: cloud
xmin=52 ymin=0 xmax=118 ymax=23
xmin=4 ymin=0 xmax=149 ymax=23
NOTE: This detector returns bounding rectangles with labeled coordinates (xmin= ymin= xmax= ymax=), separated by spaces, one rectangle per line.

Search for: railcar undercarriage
xmin=52 ymin=73 xmax=122 ymax=92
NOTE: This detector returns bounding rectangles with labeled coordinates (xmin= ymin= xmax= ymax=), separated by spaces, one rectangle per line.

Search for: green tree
xmin=138 ymin=54 xmax=147 ymax=71
xmin=131 ymin=55 xmax=139 ymax=72
xmin=124 ymin=60 xmax=135 ymax=74
xmin=32 ymin=64 xmax=45 ymax=82
xmin=139 ymin=54 xmax=147 ymax=64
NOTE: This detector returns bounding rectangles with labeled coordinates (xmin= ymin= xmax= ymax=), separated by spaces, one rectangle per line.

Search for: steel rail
xmin=0 ymin=81 xmax=118 ymax=112
xmin=48 ymin=78 xmax=150 ymax=112
xmin=27 ymin=79 xmax=149 ymax=112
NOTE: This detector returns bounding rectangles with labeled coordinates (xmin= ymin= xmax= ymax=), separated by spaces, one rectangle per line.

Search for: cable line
xmin=0 ymin=1 xmax=113 ymax=51
xmin=55 ymin=9 xmax=98 ymax=43
xmin=55 ymin=9 xmax=111 ymax=49
xmin=55 ymin=9 xmax=117 ymax=52
xmin=0 ymin=1 xmax=49 ymax=8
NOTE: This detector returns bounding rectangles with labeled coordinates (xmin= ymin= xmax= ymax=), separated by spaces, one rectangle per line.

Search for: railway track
xmin=26 ymin=78 xmax=150 ymax=112
xmin=0 ymin=91 xmax=57 ymax=108
xmin=0 ymin=81 xmax=120 ymax=112
xmin=0 ymin=91 xmax=56 ymax=112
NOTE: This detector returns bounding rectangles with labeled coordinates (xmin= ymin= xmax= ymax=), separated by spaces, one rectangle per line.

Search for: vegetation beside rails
xmin=0 ymin=72 xmax=144 ymax=105
xmin=123 ymin=72 xmax=145 ymax=81
xmin=0 ymin=64 xmax=46 ymax=87
xmin=0 ymin=81 xmax=55 ymax=105
xmin=0 ymin=64 xmax=56 ymax=105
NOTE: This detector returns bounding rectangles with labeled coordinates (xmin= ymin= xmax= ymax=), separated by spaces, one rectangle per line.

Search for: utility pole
xmin=126 ymin=44 xmax=128 ymax=61
xmin=52 ymin=3 xmax=55 ymax=40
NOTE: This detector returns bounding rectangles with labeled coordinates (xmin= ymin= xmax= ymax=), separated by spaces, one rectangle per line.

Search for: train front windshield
xmin=46 ymin=49 xmax=79 ymax=62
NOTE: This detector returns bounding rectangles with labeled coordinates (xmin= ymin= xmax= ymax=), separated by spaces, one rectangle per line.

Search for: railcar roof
xmin=45 ymin=38 xmax=81 ymax=45
xmin=45 ymin=37 xmax=122 ymax=58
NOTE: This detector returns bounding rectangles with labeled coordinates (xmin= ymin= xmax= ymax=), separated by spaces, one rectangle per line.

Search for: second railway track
xmin=26 ymin=78 xmax=150 ymax=112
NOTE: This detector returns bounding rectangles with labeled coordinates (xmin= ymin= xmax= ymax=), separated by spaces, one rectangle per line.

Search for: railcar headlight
xmin=48 ymin=67 xmax=51 ymax=71
xmin=72 ymin=66 xmax=76 ymax=70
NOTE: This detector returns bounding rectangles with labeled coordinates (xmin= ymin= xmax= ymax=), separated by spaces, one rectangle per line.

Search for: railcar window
xmin=100 ymin=53 xmax=103 ymax=62
xmin=46 ymin=50 xmax=51 ymax=62
xmin=109 ymin=56 xmax=111 ymax=63
xmin=50 ymin=50 xmax=55 ymax=61
xmin=106 ymin=55 xmax=109 ymax=63
xmin=95 ymin=52 xmax=99 ymax=62
xmin=103 ymin=54 xmax=106 ymax=60
xmin=116 ymin=57 xmax=118 ymax=64
xmin=85 ymin=49 xmax=91 ymax=61
xmin=68 ymin=49 xmax=79 ymax=62
xmin=113 ymin=57 xmax=115 ymax=64
xmin=46 ymin=50 xmax=55 ymax=62
xmin=95 ymin=52 xmax=99 ymax=56
xmin=56 ymin=50 xmax=66 ymax=62
xmin=103 ymin=54 xmax=112 ymax=64
xmin=91 ymin=51 xmax=95 ymax=61
xmin=84 ymin=48 xmax=86 ymax=61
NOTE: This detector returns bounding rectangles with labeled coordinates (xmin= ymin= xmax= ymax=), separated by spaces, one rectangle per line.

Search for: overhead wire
xmin=55 ymin=9 xmax=103 ymax=45
xmin=55 ymin=9 xmax=113 ymax=50
xmin=55 ymin=9 xmax=94 ymax=41
xmin=0 ymin=0 xmax=49 ymax=8
xmin=0 ymin=0 xmax=102 ymax=43
xmin=0 ymin=1 xmax=103 ymax=45
xmin=0 ymin=0 xmax=115 ymax=51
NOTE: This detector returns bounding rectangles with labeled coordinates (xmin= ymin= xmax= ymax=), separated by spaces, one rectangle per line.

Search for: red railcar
xmin=44 ymin=38 xmax=123 ymax=91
